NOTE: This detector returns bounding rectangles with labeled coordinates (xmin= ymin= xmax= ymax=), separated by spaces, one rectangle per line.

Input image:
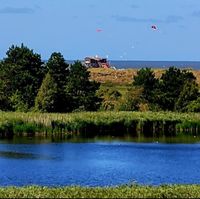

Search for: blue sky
xmin=0 ymin=0 xmax=200 ymax=61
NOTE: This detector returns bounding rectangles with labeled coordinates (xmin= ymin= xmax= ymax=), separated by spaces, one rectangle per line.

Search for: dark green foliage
xmin=35 ymin=52 xmax=69 ymax=112
xmin=45 ymin=52 xmax=69 ymax=112
xmin=0 ymin=62 xmax=12 ymax=110
xmin=13 ymin=123 xmax=37 ymax=135
xmin=47 ymin=52 xmax=69 ymax=87
xmin=1 ymin=42 xmax=200 ymax=113
xmin=9 ymin=91 xmax=29 ymax=112
xmin=158 ymin=67 xmax=196 ymax=111
xmin=35 ymin=73 xmax=58 ymax=112
xmin=0 ymin=44 xmax=44 ymax=111
xmin=97 ymin=88 xmax=122 ymax=110
xmin=65 ymin=61 xmax=101 ymax=111
xmin=132 ymin=67 xmax=199 ymax=112
xmin=36 ymin=59 xmax=100 ymax=112
xmin=118 ymin=87 xmax=144 ymax=111
xmin=133 ymin=67 xmax=158 ymax=103
xmin=0 ymin=121 xmax=14 ymax=138
xmin=175 ymin=81 xmax=199 ymax=112
xmin=186 ymin=97 xmax=200 ymax=112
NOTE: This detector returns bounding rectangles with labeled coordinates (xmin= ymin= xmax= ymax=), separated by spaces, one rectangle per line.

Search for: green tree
xmin=35 ymin=73 xmax=58 ymax=112
xmin=47 ymin=52 xmax=69 ymax=87
xmin=97 ymin=88 xmax=122 ymax=111
xmin=0 ymin=62 xmax=12 ymax=110
xmin=133 ymin=68 xmax=158 ymax=103
xmin=118 ymin=87 xmax=144 ymax=111
xmin=186 ymin=97 xmax=200 ymax=112
xmin=35 ymin=52 xmax=69 ymax=112
xmin=158 ymin=67 xmax=196 ymax=111
xmin=175 ymin=81 xmax=199 ymax=112
xmin=65 ymin=61 xmax=101 ymax=111
xmin=0 ymin=44 xmax=44 ymax=111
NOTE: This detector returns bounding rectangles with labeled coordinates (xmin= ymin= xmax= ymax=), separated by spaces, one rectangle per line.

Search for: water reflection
xmin=1 ymin=134 xmax=200 ymax=144
xmin=0 ymin=150 xmax=57 ymax=160
xmin=0 ymin=151 xmax=37 ymax=159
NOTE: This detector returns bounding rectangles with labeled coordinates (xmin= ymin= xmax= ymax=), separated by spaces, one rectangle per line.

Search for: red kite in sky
xmin=96 ymin=28 xmax=103 ymax=32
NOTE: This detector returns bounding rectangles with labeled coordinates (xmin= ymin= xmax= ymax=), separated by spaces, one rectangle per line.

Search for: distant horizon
xmin=65 ymin=59 xmax=200 ymax=62
xmin=1 ymin=58 xmax=199 ymax=62
xmin=39 ymin=56 xmax=200 ymax=62
xmin=64 ymin=59 xmax=200 ymax=69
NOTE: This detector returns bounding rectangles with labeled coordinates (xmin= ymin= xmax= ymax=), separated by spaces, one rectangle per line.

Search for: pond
xmin=0 ymin=135 xmax=200 ymax=187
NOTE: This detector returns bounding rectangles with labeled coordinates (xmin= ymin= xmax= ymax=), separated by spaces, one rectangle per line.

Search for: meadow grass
xmin=0 ymin=185 xmax=200 ymax=198
xmin=99 ymin=83 xmax=132 ymax=96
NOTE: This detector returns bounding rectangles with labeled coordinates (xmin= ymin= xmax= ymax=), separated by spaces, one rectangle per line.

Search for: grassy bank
xmin=0 ymin=185 xmax=200 ymax=198
xmin=1 ymin=111 xmax=200 ymax=137
xmin=89 ymin=68 xmax=200 ymax=86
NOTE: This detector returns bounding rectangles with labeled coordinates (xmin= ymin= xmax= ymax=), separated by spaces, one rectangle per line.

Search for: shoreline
xmin=1 ymin=111 xmax=200 ymax=138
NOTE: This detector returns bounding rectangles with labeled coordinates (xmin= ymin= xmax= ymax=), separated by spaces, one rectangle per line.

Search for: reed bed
xmin=0 ymin=185 xmax=200 ymax=198
xmin=1 ymin=111 xmax=200 ymax=137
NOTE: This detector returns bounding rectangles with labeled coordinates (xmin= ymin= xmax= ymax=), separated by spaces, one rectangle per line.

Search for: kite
xmin=96 ymin=28 xmax=103 ymax=32
xmin=151 ymin=25 xmax=157 ymax=30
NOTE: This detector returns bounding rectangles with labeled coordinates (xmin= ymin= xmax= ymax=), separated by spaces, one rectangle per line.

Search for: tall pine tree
xmin=35 ymin=52 xmax=69 ymax=112
xmin=65 ymin=61 xmax=101 ymax=111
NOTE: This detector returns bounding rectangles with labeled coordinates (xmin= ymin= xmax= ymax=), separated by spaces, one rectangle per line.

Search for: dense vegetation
xmin=1 ymin=44 xmax=200 ymax=113
xmin=1 ymin=111 xmax=200 ymax=138
xmin=0 ymin=185 xmax=200 ymax=198
xmin=0 ymin=44 xmax=100 ymax=113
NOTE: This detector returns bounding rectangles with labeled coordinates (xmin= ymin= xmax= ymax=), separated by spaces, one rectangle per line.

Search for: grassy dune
xmin=89 ymin=68 xmax=200 ymax=85
xmin=0 ymin=185 xmax=200 ymax=198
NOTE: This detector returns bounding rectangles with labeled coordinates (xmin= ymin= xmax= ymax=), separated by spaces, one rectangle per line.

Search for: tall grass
xmin=1 ymin=111 xmax=200 ymax=137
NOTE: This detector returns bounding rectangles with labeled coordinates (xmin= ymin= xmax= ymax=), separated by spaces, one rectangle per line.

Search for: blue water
xmin=109 ymin=60 xmax=200 ymax=69
xmin=66 ymin=60 xmax=200 ymax=69
xmin=1 ymin=138 xmax=200 ymax=187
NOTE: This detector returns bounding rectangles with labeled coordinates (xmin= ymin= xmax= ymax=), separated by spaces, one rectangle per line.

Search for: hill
xmin=89 ymin=68 xmax=200 ymax=85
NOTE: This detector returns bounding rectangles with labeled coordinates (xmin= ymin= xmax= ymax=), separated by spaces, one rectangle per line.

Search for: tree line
xmin=132 ymin=67 xmax=200 ymax=112
xmin=99 ymin=67 xmax=200 ymax=112
xmin=0 ymin=44 xmax=100 ymax=112
xmin=0 ymin=44 xmax=200 ymax=113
